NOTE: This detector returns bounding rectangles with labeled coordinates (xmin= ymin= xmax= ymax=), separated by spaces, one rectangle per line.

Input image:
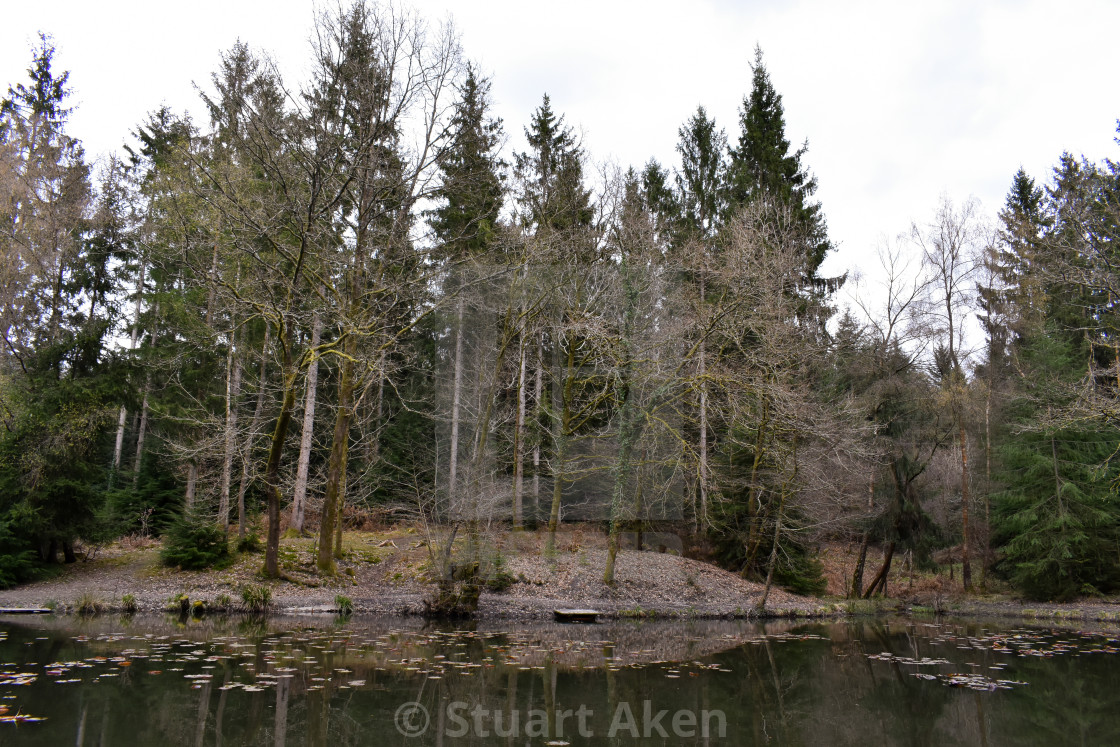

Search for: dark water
xmin=1 ymin=613 xmax=1118 ymax=745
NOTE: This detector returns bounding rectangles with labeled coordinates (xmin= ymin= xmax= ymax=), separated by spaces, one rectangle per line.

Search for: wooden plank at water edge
xmin=0 ymin=608 xmax=52 ymax=614
xmin=554 ymin=609 xmax=600 ymax=623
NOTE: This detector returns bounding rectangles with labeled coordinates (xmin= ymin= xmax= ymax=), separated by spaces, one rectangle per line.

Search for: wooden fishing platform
xmin=0 ymin=608 xmax=52 ymax=614
xmin=554 ymin=608 xmax=600 ymax=623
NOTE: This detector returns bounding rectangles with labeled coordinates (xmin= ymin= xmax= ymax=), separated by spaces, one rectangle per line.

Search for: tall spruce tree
xmin=514 ymin=94 xmax=592 ymax=236
xmin=427 ymin=66 xmax=505 ymax=518
xmin=726 ymin=47 xmax=830 ymax=280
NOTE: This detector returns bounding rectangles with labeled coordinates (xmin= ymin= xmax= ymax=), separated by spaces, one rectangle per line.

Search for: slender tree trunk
xmin=513 ymin=329 xmax=526 ymax=529
xmin=112 ymin=264 xmax=145 ymax=473
xmin=291 ymin=312 xmax=321 ymax=533
xmin=237 ymin=325 xmax=270 ymax=540
xmin=983 ymin=385 xmax=992 ymax=584
xmin=132 ymin=389 xmax=150 ymax=487
xmin=334 ymin=465 xmax=345 ymax=559
xmin=185 ymin=462 xmax=198 ymax=510
xmin=546 ymin=331 xmax=574 ymax=554
xmin=863 ymin=541 xmax=895 ymax=598
xmin=851 ymin=531 xmax=870 ymax=598
xmin=758 ymin=450 xmax=795 ymax=612
xmin=698 ymin=275 xmax=708 ymax=529
xmin=219 ymin=331 xmax=243 ymax=532
xmin=960 ymin=420 xmax=972 ymax=590
xmin=317 ymin=356 xmax=354 ymax=574
xmin=448 ymin=297 xmax=465 ymax=508
xmin=131 ymin=304 xmax=159 ymax=488
xmin=605 ymin=382 xmax=638 ymax=586
xmin=533 ymin=338 xmax=542 ymax=514
xmin=263 ymin=350 xmax=298 ymax=579
xmin=744 ymin=401 xmax=770 ymax=571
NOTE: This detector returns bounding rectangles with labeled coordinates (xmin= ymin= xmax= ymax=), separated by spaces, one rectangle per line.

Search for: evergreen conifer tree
xmin=725 ymin=47 xmax=830 ymax=280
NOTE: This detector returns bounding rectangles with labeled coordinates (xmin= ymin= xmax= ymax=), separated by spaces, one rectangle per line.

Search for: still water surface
xmin=1 ymin=614 xmax=1117 ymax=745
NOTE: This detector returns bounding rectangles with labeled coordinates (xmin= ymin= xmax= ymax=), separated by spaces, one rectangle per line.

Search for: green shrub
xmin=0 ymin=516 xmax=36 ymax=588
xmin=236 ymin=533 xmax=262 ymax=554
xmin=161 ymin=513 xmax=231 ymax=570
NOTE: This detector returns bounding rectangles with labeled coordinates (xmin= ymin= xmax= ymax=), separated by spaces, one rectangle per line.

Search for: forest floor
xmin=4 ymin=529 xmax=1119 ymax=625
xmin=0 ymin=525 xmax=831 ymax=620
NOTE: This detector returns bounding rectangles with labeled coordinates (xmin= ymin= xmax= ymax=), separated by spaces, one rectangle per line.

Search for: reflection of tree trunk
xmin=543 ymin=655 xmax=556 ymax=739
xmin=292 ymin=312 xmax=321 ymax=533
xmin=974 ymin=691 xmax=990 ymax=747
xmin=76 ymin=702 xmax=88 ymax=746
xmin=863 ymin=541 xmax=895 ymax=598
xmin=504 ymin=669 xmax=519 ymax=744
xmin=194 ymin=678 xmax=212 ymax=747
xmin=307 ymin=682 xmax=327 ymax=747
xmin=215 ymin=669 xmax=230 ymax=747
xmin=763 ymin=640 xmax=787 ymax=727
xmin=273 ymin=676 xmax=289 ymax=747
xmin=851 ymin=531 xmax=869 ymax=598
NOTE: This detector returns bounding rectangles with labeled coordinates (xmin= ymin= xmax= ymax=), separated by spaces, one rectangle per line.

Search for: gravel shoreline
xmin=6 ymin=533 xmax=1118 ymax=626
xmin=0 ymin=534 xmax=832 ymax=620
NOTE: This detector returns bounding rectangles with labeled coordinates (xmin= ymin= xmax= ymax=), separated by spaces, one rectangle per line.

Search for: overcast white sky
xmin=3 ymin=0 xmax=1118 ymax=293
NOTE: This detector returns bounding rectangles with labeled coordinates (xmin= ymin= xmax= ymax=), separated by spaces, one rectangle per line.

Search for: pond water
xmin=1 ymin=613 xmax=1117 ymax=745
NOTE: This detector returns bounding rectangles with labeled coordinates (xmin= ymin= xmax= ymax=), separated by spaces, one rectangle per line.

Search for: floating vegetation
xmin=865 ymin=624 xmax=1120 ymax=693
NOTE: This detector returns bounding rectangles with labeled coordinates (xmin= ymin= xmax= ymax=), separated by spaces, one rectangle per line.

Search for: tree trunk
xmin=758 ymin=450 xmax=795 ymax=613
xmin=983 ymin=385 xmax=992 ymax=584
xmin=851 ymin=531 xmax=870 ymax=598
xmin=112 ymin=259 xmax=142 ymax=473
xmin=317 ymin=356 xmax=354 ymax=574
xmin=546 ymin=331 xmax=574 ymax=555
xmin=448 ymin=297 xmax=464 ymax=509
xmin=960 ymin=420 xmax=972 ymax=590
xmin=698 ymin=275 xmax=708 ymax=529
xmin=863 ymin=541 xmax=895 ymax=598
xmin=533 ymin=337 xmax=542 ymax=514
xmin=291 ymin=312 xmax=321 ymax=533
xmin=131 ymin=304 xmax=159 ymax=488
xmin=263 ymin=359 xmax=298 ymax=579
xmin=513 ymin=330 xmax=526 ymax=529
xmin=236 ymin=324 xmax=270 ymax=540
xmin=219 ymin=334 xmax=242 ymax=532
xmin=184 ymin=462 xmax=198 ymax=510
xmin=744 ymin=401 xmax=770 ymax=569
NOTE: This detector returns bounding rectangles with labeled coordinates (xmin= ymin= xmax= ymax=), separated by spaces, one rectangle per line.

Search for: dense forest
xmin=2 ymin=2 xmax=1119 ymax=603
